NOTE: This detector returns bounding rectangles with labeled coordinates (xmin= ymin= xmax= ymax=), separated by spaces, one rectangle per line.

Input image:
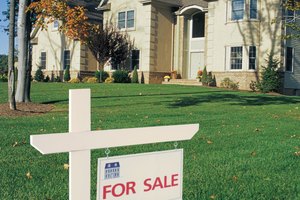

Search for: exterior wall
xmin=206 ymin=0 xmax=283 ymax=90
xmin=150 ymin=2 xmax=174 ymax=73
xmin=103 ymin=0 xmax=152 ymax=75
xmin=284 ymin=19 xmax=300 ymax=92
xmin=31 ymin=21 xmax=98 ymax=79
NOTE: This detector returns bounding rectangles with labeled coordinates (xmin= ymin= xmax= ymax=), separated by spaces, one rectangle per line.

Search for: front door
xmin=188 ymin=12 xmax=205 ymax=79
xmin=189 ymin=52 xmax=204 ymax=79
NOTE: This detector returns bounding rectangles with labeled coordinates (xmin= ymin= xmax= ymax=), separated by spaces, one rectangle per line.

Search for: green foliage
xmin=256 ymin=55 xmax=281 ymax=93
xmin=131 ymin=66 xmax=139 ymax=83
xmin=141 ymin=72 xmax=145 ymax=84
xmin=0 ymin=74 xmax=8 ymax=82
xmin=105 ymin=77 xmax=114 ymax=83
xmin=0 ymin=83 xmax=300 ymax=199
xmin=0 ymin=55 xmax=8 ymax=74
xmin=250 ymin=81 xmax=258 ymax=92
xmin=95 ymin=70 xmax=109 ymax=83
xmin=112 ymin=70 xmax=131 ymax=83
xmin=44 ymin=75 xmax=50 ymax=82
xmin=201 ymin=66 xmax=208 ymax=85
xmin=64 ymin=67 xmax=71 ymax=82
xmin=34 ymin=67 xmax=44 ymax=82
xmin=220 ymin=77 xmax=239 ymax=90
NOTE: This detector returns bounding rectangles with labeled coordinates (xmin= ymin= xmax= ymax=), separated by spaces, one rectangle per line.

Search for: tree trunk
xmin=24 ymin=1 xmax=32 ymax=102
xmin=8 ymin=0 xmax=16 ymax=110
xmin=16 ymin=0 xmax=28 ymax=102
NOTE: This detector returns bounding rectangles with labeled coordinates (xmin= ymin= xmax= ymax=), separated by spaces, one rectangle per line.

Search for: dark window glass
xmin=127 ymin=10 xmax=135 ymax=28
xmin=118 ymin=12 xmax=126 ymax=29
xmin=192 ymin=12 xmax=205 ymax=38
xmin=232 ymin=0 xmax=245 ymax=20
xmin=286 ymin=47 xmax=293 ymax=72
xmin=230 ymin=46 xmax=243 ymax=69
xmin=131 ymin=50 xmax=140 ymax=70
xmin=250 ymin=0 xmax=257 ymax=19
xmin=40 ymin=52 xmax=46 ymax=69
xmin=64 ymin=50 xmax=71 ymax=70
xmin=249 ymin=46 xmax=256 ymax=70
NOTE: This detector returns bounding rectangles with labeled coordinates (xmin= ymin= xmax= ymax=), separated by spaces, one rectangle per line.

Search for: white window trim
xmin=247 ymin=46 xmax=258 ymax=71
xmin=285 ymin=47 xmax=294 ymax=73
xmin=227 ymin=0 xmax=259 ymax=23
xmin=117 ymin=9 xmax=136 ymax=31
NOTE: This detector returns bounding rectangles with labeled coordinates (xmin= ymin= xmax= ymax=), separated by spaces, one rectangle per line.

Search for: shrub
xmin=249 ymin=81 xmax=258 ymax=92
xmin=95 ymin=70 xmax=109 ymax=83
xmin=69 ymin=78 xmax=81 ymax=83
xmin=0 ymin=74 xmax=8 ymax=82
xmin=257 ymin=55 xmax=281 ymax=93
xmin=141 ymin=72 xmax=145 ymax=84
xmin=44 ymin=75 xmax=50 ymax=82
xmin=201 ymin=66 xmax=208 ymax=85
xmin=112 ymin=70 xmax=131 ymax=83
xmin=34 ymin=67 xmax=44 ymax=82
xmin=220 ymin=77 xmax=239 ymax=90
xmin=209 ymin=75 xmax=216 ymax=87
xmin=131 ymin=66 xmax=139 ymax=83
xmin=54 ymin=76 xmax=61 ymax=82
xmin=86 ymin=77 xmax=98 ymax=83
xmin=105 ymin=77 xmax=114 ymax=83
xmin=64 ymin=67 xmax=71 ymax=82
xmin=82 ymin=77 xmax=91 ymax=83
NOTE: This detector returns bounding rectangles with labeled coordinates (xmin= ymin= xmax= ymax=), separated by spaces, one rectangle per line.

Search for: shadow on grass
xmin=169 ymin=93 xmax=300 ymax=108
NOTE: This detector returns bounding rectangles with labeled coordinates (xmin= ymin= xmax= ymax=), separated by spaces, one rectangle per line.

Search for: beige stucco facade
xmin=31 ymin=21 xmax=98 ymax=80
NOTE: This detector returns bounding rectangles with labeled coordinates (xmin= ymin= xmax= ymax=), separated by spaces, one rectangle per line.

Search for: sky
xmin=0 ymin=0 xmax=9 ymax=55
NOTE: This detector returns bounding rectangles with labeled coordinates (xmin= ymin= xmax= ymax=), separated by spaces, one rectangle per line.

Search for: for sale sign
xmin=97 ymin=149 xmax=183 ymax=200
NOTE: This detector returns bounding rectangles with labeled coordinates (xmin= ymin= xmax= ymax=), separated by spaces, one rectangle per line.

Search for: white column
xmin=69 ymin=89 xmax=91 ymax=200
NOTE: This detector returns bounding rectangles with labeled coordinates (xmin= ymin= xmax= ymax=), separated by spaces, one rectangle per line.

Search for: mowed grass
xmin=0 ymin=82 xmax=300 ymax=200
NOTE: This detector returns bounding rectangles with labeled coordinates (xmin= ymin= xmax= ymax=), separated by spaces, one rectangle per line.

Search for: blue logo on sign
xmin=104 ymin=162 xmax=120 ymax=179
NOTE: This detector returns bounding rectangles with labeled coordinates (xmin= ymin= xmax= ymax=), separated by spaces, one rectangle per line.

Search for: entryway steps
xmin=162 ymin=79 xmax=203 ymax=86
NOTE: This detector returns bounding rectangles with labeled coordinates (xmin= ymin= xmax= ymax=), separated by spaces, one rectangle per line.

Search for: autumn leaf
xmin=209 ymin=194 xmax=216 ymax=199
xmin=26 ymin=171 xmax=32 ymax=179
xmin=64 ymin=164 xmax=69 ymax=170
xmin=294 ymin=151 xmax=300 ymax=156
xmin=251 ymin=151 xmax=257 ymax=156
xmin=12 ymin=141 xmax=18 ymax=147
xmin=207 ymin=140 xmax=213 ymax=144
xmin=232 ymin=176 xmax=238 ymax=182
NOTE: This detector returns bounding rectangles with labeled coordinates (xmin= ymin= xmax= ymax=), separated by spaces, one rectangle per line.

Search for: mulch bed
xmin=0 ymin=103 xmax=54 ymax=117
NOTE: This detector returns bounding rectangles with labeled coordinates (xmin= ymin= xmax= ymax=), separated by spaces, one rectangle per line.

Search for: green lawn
xmin=0 ymin=82 xmax=300 ymax=200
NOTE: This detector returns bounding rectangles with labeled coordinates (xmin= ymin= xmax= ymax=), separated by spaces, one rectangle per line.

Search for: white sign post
xmin=30 ymin=89 xmax=199 ymax=200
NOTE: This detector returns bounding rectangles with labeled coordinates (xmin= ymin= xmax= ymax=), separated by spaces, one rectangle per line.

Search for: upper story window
xmin=250 ymin=0 xmax=257 ymax=19
xmin=232 ymin=0 xmax=245 ymax=20
xmin=285 ymin=47 xmax=294 ymax=72
xmin=192 ymin=12 xmax=205 ymax=38
xmin=53 ymin=20 xmax=59 ymax=30
xmin=230 ymin=0 xmax=258 ymax=21
xmin=40 ymin=52 xmax=46 ymax=69
xmin=118 ymin=10 xmax=135 ymax=30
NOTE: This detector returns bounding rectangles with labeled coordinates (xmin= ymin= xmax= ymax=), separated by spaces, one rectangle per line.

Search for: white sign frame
xmin=97 ymin=149 xmax=184 ymax=200
xmin=30 ymin=89 xmax=199 ymax=200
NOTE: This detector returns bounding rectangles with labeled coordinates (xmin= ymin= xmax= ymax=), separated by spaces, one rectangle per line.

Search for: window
xmin=286 ymin=47 xmax=294 ymax=72
xmin=250 ymin=0 xmax=257 ymax=19
xmin=118 ymin=10 xmax=135 ymax=29
xmin=230 ymin=46 xmax=243 ymax=69
xmin=53 ymin=20 xmax=59 ymax=30
xmin=64 ymin=50 xmax=71 ymax=70
xmin=249 ymin=46 xmax=256 ymax=70
xmin=40 ymin=52 xmax=46 ymax=69
xmin=192 ymin=12 xmax=205 ymax=38
xmin=232 ymin=0 xmax=245 ymax=20
xmin=131 ymin=50 xmax=140 ymax=70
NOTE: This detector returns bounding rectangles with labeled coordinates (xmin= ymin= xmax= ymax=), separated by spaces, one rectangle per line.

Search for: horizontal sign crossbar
xmin=31 ymin=124 xmax=199 ymax=155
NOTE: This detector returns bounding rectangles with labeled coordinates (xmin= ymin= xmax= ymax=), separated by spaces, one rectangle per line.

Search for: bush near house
xmin=95 ymin=70 xmax=109 ymax=83
xmin=68 ymin=78 xmax=81 ymax=83
xmin=105 ymin=77 xmax=114 ymax=83
xmin=64 ymin=67 xmax=71 ymax=82
xmin=34 ymin=67 xmax=44 ymax=82
xmin=112 ymin=70 xmax=131 ymax=83
xmin=201 ymin=66 xmax=208 ymax=85
xmin=256 ymin=55 xmax=281 ymax=93
xmin=220 ymin=77 xmax=239 ymax=90
xmin=0 ymin=74 xmax=8 ymax=82
xmin=131 ymin=66 xmax=139 ymax=83
xmin=86 ymin=77 xmax=98 ymax=83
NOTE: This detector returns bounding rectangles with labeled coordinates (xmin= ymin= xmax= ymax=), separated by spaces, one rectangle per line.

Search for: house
xmin=30 ymin=0 xmax=101 ymax=80
xmin=97 ymin=0 xmax=300 ymax=94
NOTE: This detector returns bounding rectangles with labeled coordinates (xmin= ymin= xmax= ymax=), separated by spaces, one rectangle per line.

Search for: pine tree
xmin=64 ymin=66 xmax=71 ymax=82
